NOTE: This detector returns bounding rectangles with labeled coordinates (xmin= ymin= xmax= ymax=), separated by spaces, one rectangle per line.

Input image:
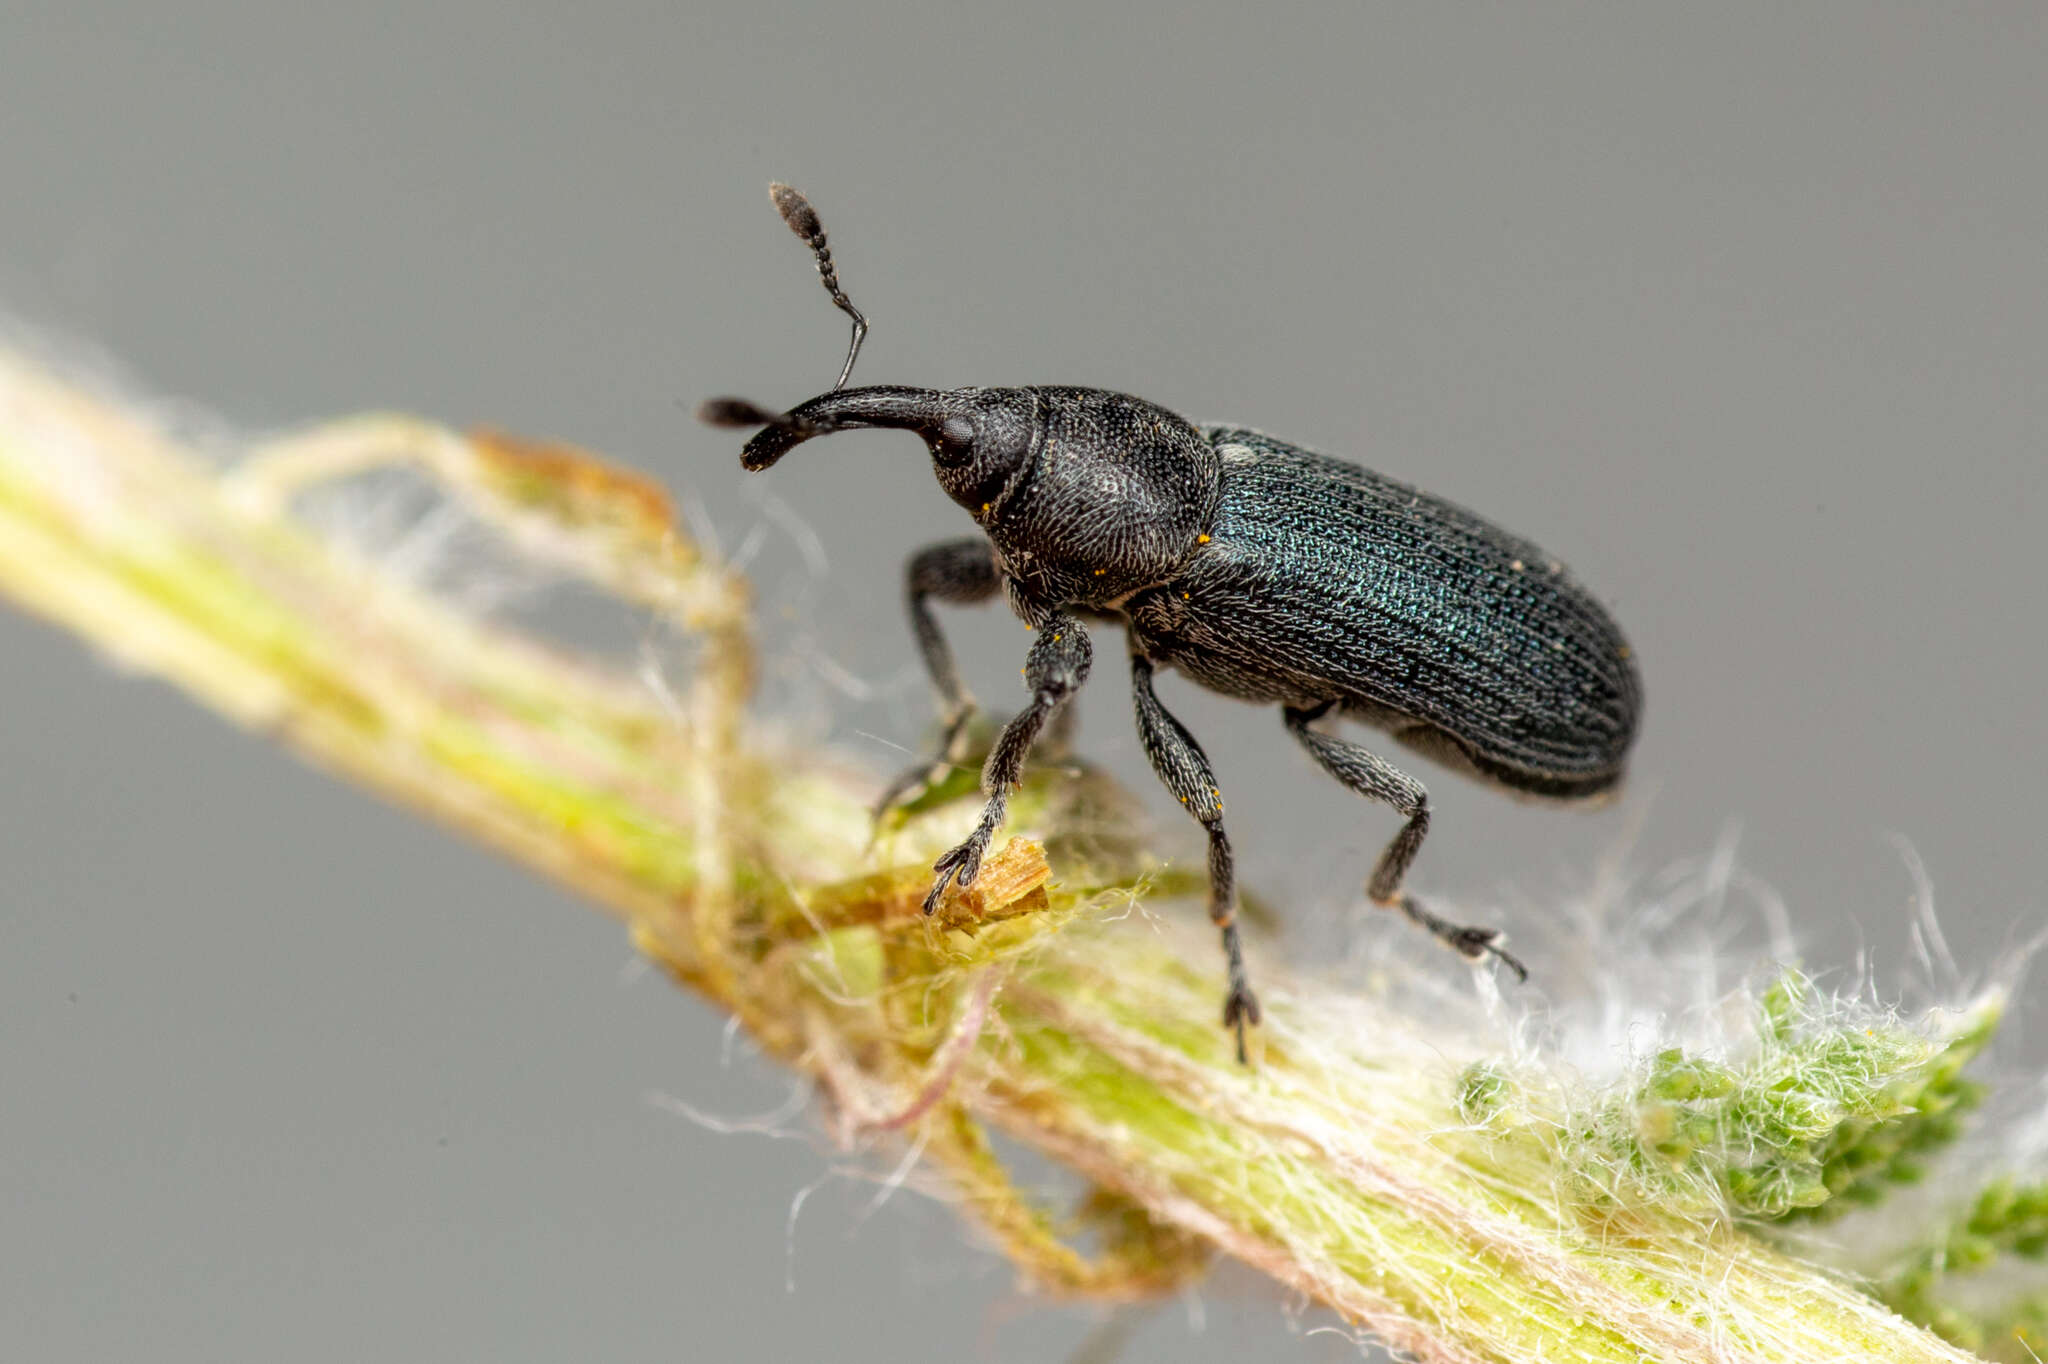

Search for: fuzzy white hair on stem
xmin=2 ymin=330 xmax=2040 ymax=1362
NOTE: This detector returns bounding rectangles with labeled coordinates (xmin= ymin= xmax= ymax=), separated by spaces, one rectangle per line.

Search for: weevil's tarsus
xmin=1220 ymin=924 xmax=1260 ymax=1064
xmin=769 ymin=182 xmax=868 ymax=390
xmin=1396 ymin=896 xmax=1529 ymax=982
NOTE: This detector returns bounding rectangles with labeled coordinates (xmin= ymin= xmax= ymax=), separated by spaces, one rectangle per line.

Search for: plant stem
xmin=0 ymin=346 xmax=1983 ymax=1363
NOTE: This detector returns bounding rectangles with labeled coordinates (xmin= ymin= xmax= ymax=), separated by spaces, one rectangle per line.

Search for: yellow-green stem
xmin=0 ymin=346 xmax=1982 ymax=1363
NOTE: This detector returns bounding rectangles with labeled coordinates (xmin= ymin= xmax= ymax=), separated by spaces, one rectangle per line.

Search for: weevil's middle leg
xmin=872 ymin=537 xmax=1001 ymax=822
xmin=923 ymin=612 xmax=1093 ymax=914
xmin=1283 ymin=703 xmax=1527 ymax=982
xmin=1132 ymin=651 xmax=1260 ymax=1062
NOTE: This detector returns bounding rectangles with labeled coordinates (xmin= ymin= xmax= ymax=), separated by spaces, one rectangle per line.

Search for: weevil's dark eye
xmin=934 ymin=415 xmax=977 ymax=461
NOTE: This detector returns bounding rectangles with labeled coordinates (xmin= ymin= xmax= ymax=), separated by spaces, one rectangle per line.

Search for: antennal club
xmin=770 ymin=182 xmax=868 ymax=390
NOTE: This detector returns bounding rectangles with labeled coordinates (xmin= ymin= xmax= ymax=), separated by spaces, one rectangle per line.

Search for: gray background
xmin=3 ymin=5 xmax=2043 ymax=1361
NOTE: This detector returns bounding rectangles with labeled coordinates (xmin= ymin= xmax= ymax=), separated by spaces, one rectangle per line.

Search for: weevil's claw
xmin=1391 ymin=894 xmax=1529 ymax=984
xmin=1222 ymin=982 xmax=1262 ymax=1064
xmin=1448 ymin=927 xmax=1529 ymax=983
xmin=922 ymin=837 xmax=986 ymax=915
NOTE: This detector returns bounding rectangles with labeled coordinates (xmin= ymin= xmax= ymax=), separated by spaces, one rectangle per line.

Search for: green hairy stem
xmin=0 ymin=344 xmax=2026 ymax=1362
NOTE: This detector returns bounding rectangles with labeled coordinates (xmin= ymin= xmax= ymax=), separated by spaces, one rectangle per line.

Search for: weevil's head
xmin=700 ymin=185 xmax=1054 ymax=526
xmin=698 ymin=384 xmax=1042 ymax=513
xmin=701 ymin=186 xmax=1216 ymax=603
xmin=703 ymin=384 xmax=1222 ymax=603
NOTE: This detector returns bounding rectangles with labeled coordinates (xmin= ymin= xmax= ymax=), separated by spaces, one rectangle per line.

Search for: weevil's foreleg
xmin=1283 ymin=704 xmax=1527 ymax=981
xmin=872 ymin=538 xmax=1002 ymax=821
xmin=1132 ymin=652 xmax=1258 ymax=1062
xmin=924 ymin=613 xmax=1092 ymax=914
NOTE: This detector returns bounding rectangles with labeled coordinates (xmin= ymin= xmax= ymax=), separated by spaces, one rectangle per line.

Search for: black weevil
xmin=703 ymin=184 xmax=1642 ymax=1061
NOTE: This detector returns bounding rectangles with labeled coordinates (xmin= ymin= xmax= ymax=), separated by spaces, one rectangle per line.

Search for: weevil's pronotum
xmin=703 ymin=184 xmax=1642 ymax=1060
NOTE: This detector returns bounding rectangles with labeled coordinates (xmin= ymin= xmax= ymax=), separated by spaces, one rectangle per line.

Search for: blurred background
xmin=2 ymin=5 xmax=2043 ymax=1360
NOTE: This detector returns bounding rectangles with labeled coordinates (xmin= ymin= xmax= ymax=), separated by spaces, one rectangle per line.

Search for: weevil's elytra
xmin=701 ymin=184 xmax=1643 ymax=1063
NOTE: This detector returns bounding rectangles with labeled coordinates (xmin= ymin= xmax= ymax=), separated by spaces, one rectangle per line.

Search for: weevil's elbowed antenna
xmin=700 ymin=183 xmax=954 ymax=469
xmin=697 ymin=182 xmax=883 ymax=452
xmin=769 ymin=182 xmax=868 ymax=391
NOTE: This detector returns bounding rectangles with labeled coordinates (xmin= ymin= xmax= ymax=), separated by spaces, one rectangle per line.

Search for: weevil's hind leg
xmin=1133 ymin=651 xmax=1259 ymax=1062
xmin=924 ymin=612 xmax=1092 ymax=914
xmin=872 ymin=538 xmax=1002 ymax=823
xmin=1283 ymin=704 xmax=1527 ymax=982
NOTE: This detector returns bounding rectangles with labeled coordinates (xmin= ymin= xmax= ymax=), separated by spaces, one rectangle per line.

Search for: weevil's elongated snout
xmin=696 ymin=385 xmax=957 ymax=471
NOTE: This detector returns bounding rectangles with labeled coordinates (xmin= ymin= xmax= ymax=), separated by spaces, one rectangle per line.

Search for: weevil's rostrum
xmin=703 ymin=185 xmax=1642 ymax=1060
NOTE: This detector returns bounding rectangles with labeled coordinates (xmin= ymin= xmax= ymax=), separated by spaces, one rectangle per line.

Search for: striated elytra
xmin=703 ymin=184 xmax=1641 ymax=1062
